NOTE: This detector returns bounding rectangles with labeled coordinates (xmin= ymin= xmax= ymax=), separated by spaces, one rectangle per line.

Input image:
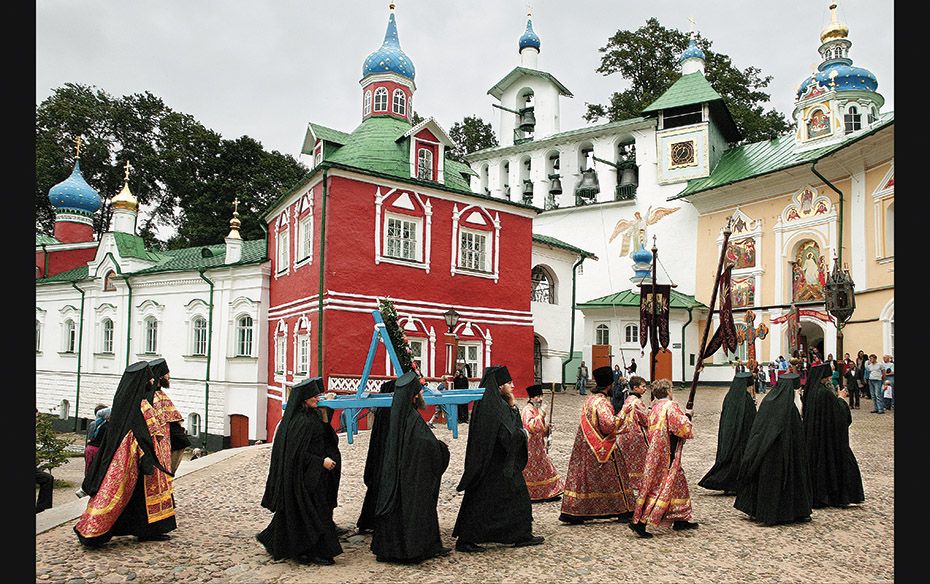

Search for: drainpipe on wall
xmin=197 ymin=269 xmax=215 ymax=450
xmin=41 ymin=243 xmax=49 ymax=277
xmin=317 ymin=169 xmax=329 ymax=379
xmin=70 ymin=281 xmax=86 ymax=431
xmin=123 ymin=276 xmax=133 ymax=368
xmin=680 ymin=307 xmax=693 ymax=385
xmin=259 ymin=222 xmax=269 ymax=262
xmin=561 ymin=255 xmax=587 ymax=388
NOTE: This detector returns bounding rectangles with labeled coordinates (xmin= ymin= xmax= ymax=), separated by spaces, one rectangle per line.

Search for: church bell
xmin=619 ymin=165 xmax=638 ymax=188
xmin=549 ymin=176 xmax=562 ymax=195
xmin=575 ymin=168 xmax=600 ymax=200
xmin=518 ymin=108 xmax=536 ymax=133
xmin=522 ymin=180 xmax=534 ymax=204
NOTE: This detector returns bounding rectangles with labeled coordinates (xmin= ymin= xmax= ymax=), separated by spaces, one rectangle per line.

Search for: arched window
xmin=59 ymin=399 xmax=70 ymax=421
xmin=833 ymin=46 xmax=843 ymax=59
xmin=374 ymin=87 xmax=388 ymax=112
xmin=275 ymin=323 xmax=287 ymax=374
xmin=276 ymin=228 xmax=289 ymax=274
xmin=64 ymin=319 xmax=76 ymax=353
xmin=844 ymin=106 xmax=861 ymax=133
xmin=531 ymin=266 xmax=555 ymax=304
xmin=533 ymin=335 xmax=543 ymax=385
xmin=103 ymin=270 xmax=116 ymax=291
xmin=192 ymin=317 xmax=208 ymax=356
xmin=625 ymin=323 xmax=639 ymax=344
xmin=595 ymin=324 xmax=610 ymax=345
xmin=188 ymin=413 xmax=201 ymax=437
xmin=101 ymin=318 xmax=114 ymax=353
xmin=237 ymin=315 xmax=254 ymax=357
xmin=36 ymin=319 xmax=41 ymax=352
xmin=417 ymin=148 xmax=433 ymax=181
xmin=144 ymin=317 xmax=158 ymax=354
xmin=295 ymin=322 xmax=310 ymax=374
xmin=392 ymin=89 xmax=407 ymax=116
xmin=364 ymin=90 xmax=372 ymax=115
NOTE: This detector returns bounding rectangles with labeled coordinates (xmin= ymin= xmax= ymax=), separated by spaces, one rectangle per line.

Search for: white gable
xmin=392 ymin=192 xmax=416 ymax=211
xmin=465 ymin=211 xmax=487 ymax=226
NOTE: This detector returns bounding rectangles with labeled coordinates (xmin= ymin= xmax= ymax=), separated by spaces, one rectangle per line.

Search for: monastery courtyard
xmin=36 ymin=386 xmax=894 ymax=583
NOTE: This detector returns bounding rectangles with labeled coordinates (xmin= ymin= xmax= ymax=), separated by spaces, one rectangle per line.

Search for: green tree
xmin=584 ymin=19 xmax=791 ymax=144
xmin=448 ymin=115 xmax=498 ymax=162
xmin=378 ymin=298 xmax=424 ymax=382
xmin=35 ymin=413 xmax=71 ymax=473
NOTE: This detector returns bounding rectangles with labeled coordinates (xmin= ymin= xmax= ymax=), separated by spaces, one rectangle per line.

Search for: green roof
xmin=488 ymin=67 xmax=573 ymax=100
xmin=36 ymin=233 xmax=59 ymax=246
xmin=577 ymin=288 xmax=706 ymax=310
xmin=532 ymin=234 xmax=597 ymax=259
xmin=113 ymin=232 xmax=165 ymax=262
xmin=642 ymin=72 xmax=723 ymax=113
xmin=466 ymin=117 xmax=651 ymax=160
xmin=309 ymin=123 xmax=351 ymax=146
xmin=674 ymin=112 xmax=895 ymax=199
xmin=35 ymin=265 xmax=88 ymax=284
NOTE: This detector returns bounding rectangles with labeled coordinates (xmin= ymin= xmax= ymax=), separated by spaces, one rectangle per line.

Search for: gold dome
xmin=226 ymin=196 xmax=242 ymax=239
xmin=820 ymin=3 xmax=849 ymax=43
xmin=111 ymin=161 xmax=138 ymax=211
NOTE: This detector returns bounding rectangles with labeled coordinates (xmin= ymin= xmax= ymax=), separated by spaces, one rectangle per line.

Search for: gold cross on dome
xmin=74 ymin=136 xmax=83 ymax=158
xmin=527 ymin=2 xmax=532 ymax=17
xmin=123 ymin=160 xmax=131 ymax=182
xmin=232 ymin=197 xmax=240 ymax=214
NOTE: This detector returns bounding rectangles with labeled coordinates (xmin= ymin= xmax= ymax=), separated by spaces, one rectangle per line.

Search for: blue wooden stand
xmin=312 ymin=310 xmax=484 ymax=444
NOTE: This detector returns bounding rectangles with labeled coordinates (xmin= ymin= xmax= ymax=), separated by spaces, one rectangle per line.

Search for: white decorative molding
xmin=184 ymin=298 xmax=209 ymax=315
xmin=392 ymin=192 xmax=415 ymax=210
xmin=871 ymin=162 xmax=894 ymax=201
xmin=465 ymin=211 xmax=487 ymax=225
xmin=94 ymin=302 xmax=117 ymax=315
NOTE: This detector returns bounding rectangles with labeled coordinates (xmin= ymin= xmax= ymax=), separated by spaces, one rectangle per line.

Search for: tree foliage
xmin=448 ymin=115 xmax=498 ymax=162
xmin=35 ymin=413 xmax=71 ymax=472
xmin=378 ymin=298 xmax=424 ymax=383
xmin=36 ymin=83 xmax=307 ymax=249
xmin=584 ymin=18 xmax=791 ymax=144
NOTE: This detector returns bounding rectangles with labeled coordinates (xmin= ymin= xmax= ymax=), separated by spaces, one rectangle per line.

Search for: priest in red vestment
xmin=616 ymin=376 xmax=650 ymax=493
xmin=559 ymin=367 xmax=635 ymax=524
xmin=521 ymin=384 xmax=564 ymax=502
xmin=629 ymin=379 xmax=698 ymax=538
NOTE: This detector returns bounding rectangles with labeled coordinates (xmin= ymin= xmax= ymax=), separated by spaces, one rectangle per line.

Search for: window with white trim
xmin=297 ymin=214 xmax=312 ymax=263
xmin=392 ymin=89 xmax=407 ymax=117
xmin=595 ymin=324 xmax=610 ymax=345
xmin=531 ymin=266 xmax=555 ymax=304
xmin=236 ymin=315 xmax=254 ymax=357
xmin=64 ymin=319 xmax=77 ymax=353
xmin=408 ymin=338 xmax=424 ymax=372
xmin=101 ymin=318 xmax=114 ymax=353
xmin=364 ymin=90 xmax=372 ymax=115
xmin=374 ymin=87 xmax=388 ymax=111
xmin=188 ymin=413 xmax=201 ymax=437
xmin=143 ymin=317 xmax=158 ymax=354
xmin=192 ymin=317 xmax=208 ymax=356
xmin=458 ymin=229 xmax=488 ymax=272
xmin=624 ymin=323 xmax=639 ymax=344
xmin=885 ymin=201 xmax=894 ymax=257
xmin=276 ymin=228 xmax=289 ymax=273
xmin=36 ymin=319 xmax=41 ymax=352
xmin=385 ymin=215 xmax=420 ymax=261
xmin=844 ymin=106 xmax=861 ymax=133
xmin=417 ymin=148 xmax=433 ymax=180
xmin=457 ymin=342 xmax=482 ymax=379
xmin=313 ymin=143 xmax=323 ymax=167
xmin=275 ymin=325 xmax=286 ymax=374
xmin=294 ymin=318 xmax=310 ymax=375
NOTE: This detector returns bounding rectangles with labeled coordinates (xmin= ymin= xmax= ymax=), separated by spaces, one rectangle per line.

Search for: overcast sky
xmin=37 ymin=0 xmax=893 ymax=161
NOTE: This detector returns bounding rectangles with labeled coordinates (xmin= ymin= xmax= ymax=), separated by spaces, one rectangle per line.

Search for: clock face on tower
xmin=670 ymin=140 xmax=696 ymax=167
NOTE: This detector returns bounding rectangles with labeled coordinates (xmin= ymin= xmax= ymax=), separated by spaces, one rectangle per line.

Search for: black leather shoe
xmin=435 ymin=546 xmax=452 ymax=557
xmin=672 ymin=520 xmax=699 ymax=531
xmin=559 ymin=513 xmax=585 ymax=525
xmin=513 ymin=535 xmax=544 ymax=547
xmin=616 ymin=512 xmax=634 ymax=523
xmin=137 ymin=533 xmax=171 ymax=542
xmin=455 ymin=541 xmax=486 ymax=553
xmin=628 ymin=522 xmax=653 ymax=538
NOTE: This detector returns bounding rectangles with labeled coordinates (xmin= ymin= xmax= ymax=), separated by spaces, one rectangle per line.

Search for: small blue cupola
xmin=362 ymin=4 xmax=415 ymax=81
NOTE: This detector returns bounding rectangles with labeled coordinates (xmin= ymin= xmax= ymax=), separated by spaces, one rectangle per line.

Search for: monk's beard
xmin=501 ymin=390 xmax=515 ymax=408
xmin=413 ymin=393 xmax=426 ymax=410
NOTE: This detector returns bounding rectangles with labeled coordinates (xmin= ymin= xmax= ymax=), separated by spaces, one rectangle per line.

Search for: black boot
xmin=455 ymin=541 xmax=486 ymax=553
xmin=628 ymin=522 xmax=653 ymax=538
xmin=672 ymin=520 xmax=699 ymax=531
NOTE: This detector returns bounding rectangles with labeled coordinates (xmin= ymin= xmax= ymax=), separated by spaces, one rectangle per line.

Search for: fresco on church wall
xmin=784 ymin=186 xmax=832 ymax=222
xmin=791 ymin=240 xmax=827 ymax=302
xmin=727 ymin=238 xmax=756 ymax=269
xmin=731 ymin=276 xmax=755 ymax=308
xmin=807 ymin=110 xmax=831 ymax=138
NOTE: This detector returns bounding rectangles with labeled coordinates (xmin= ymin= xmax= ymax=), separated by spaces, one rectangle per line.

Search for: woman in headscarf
xmin=370 ymin=370 xmax=451 ymax=563
xmin=74 ymin=362 xmax=176 ymax=547
xmin=734 ymin=373 xmax=812 ymax=526
xmin=357 ymin=378 xmax=396 ymax=533
xmin=453 ymin=365 xmax=543 ymax=552
xmin=257 ymin=377 xmax=343 ymax=565
xmin=83 ymin=406 xmax=110 ymax=476
xmin=699 ymin=372 xmax=757 ymax=495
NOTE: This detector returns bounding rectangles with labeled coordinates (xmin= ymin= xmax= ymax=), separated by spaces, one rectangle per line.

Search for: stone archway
xmin=798 ymin=320 xmax=825 ymax=360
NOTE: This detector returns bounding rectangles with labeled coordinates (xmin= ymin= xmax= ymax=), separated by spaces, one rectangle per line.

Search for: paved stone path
xmin=36 ymin=387 xmax=894 ymax=583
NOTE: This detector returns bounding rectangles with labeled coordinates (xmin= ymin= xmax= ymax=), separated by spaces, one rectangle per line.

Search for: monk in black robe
xmin=699 ymin=372 xmax=757 ymax=494
xmin=357 ymin=379 xmax=396 ymax=533
xmin=734 ymin=374 xmax=812 ymax=526
xmin=371 ymin=371 xmax=451 ymax=563
xmin=802 ymin=364 xmax=865 ymax=508
xmin=257 ymin=378 xmax=343 ymax=565
xmin=453 ymin=365 xmax=543 ymax=552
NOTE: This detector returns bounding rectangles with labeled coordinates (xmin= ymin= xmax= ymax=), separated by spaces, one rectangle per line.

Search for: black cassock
xmin=802 ymin=365 xmax=865 ymax=508
xmin=257 ymin=379 xmax=343 ymax=562
xmin=699 ymin=373 xmax=757 ymax=493
xmin=357 ymin=379 xmax=396 ymax=532
xmin=371 ymin=371 xmax=450 ymax=563
xmin=735 ymin=374 xmax=812 ymax=526
xmin=453 ymin=367 xmax=533 ymax=545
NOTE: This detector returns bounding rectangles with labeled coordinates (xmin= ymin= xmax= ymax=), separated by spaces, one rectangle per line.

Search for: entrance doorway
xmin=592 ymin=344 xmax=612 ymax=371
xmin=798 ymin=321 xmax=825 ymax=360
xmin=652 ymin=348 xmax=673 ymax=381
xmin=229 ymin=414 xmax=249 ymax=448
xmin=533 ymin=335 xmax=543 ymax=385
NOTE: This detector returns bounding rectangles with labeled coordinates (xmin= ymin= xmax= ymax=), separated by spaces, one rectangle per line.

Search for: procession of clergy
xmin=73 ymin=357 xmax=864 ymax=566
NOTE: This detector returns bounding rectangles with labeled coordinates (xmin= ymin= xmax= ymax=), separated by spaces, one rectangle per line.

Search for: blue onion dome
xmin=519 ymin=18 xmax=541 ymax=51
xmin=797 ymin=61 xmax=878 ymax=100
xmin=631 ymin=244 xmax=653 ymax=264
xmin=679 ymin=38 xmax=705 ymax=63
xmin=48 ymin=160 xmax=102 ymax=215
xmin=362 ymin=12 xmax=415 ymax=80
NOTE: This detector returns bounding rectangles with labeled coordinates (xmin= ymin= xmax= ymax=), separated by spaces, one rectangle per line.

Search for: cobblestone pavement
xmin=36 ymin=387 xmax=894 ymax=583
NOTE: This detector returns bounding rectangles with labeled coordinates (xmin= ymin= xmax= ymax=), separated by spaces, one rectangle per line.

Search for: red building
xmin=263 ymin=6 xmax=538 ymax=438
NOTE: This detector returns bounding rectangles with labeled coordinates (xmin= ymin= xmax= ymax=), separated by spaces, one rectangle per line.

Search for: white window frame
xmin=531 ymin=266 xmax=555 ymax=304
xmin=276 ymin=227 xmax=290 ymax=274
xmin=844 ymin=105 xmax=861 ymax=133
xmin=188 ymin=413 xmax=201 ymax=437
xmin=392 ymin=89 xmax=407 ymax=117
xmin=374 ymin=87 xmax=388 ymax=112
xmin=236 ymin=315 xmax=254 ymax=357
xmin=192 ymin=316 xmax=208 ymax=356
xmin=364 ymin=89 xmax=372 ymax=116
xmin=456 ymin=341 xmax=483 ymax=379
xmin=458 ymin=228 xmax=489 ymax=273
xmin=293 ymin=316 xmax=310 ymax=376
xmin=384 ymin=213 xmax=422 ymax=262
xmin=595 ymin=323 xmax=610 ymax=345
xmin=274 ymin=321 xmax=287 ymax=377
xmin=624 ymin=323 xmax=640 ymax=345
xmin=101 ymin=318 xmax=114 ymax=354
xmin=143 ymin=317 xmax=159 ymax=355
xmin=297 ymin=213 xmax=313 ymax=265
xmin=408 ymin=337 xmax=425 ymax=373
xmin=64 ymin=319 xmax=77 ymax=353
xmin=417 ymin=147 xmax=434 ymax=181
xmin=313 ymin=142 xmax=323 ymax=167
xmin=374 ymin=189 xmax=432 ymax=272
xmin=450 ymin=206 xmax=501 ymax=282
xmin=36 ymin=319 xmax=42 ymax=353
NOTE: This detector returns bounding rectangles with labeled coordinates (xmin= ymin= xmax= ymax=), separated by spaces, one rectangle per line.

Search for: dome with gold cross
xmin=48 ymin=137 xmax=102 ymax=216
xmin=110 ymin=161 xmax=138 ymax=212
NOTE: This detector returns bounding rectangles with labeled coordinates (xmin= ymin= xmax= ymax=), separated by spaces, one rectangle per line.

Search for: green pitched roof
xmin=488 ymin=67 xmax=573 ymax=100
xmin=532 ymin=234 xmax=597 ymax=259
xmin=309 ymin=122 xmax=351 ymax=146
xmin=673 ymin=112 xmax=895 ymax=199
xmin=577 ymin=288 xmax=706 ymax=310
xmin=36 ymin=233 xmax=59 ymax=246
xmin=35 ymin=265 xmax=88 ymax=284
xmin=113 ymin=232 xmax=165 ymax=262
xmin=642 ymin=72 xmax=723 ymax=113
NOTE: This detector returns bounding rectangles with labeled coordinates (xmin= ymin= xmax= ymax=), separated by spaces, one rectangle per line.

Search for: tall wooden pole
xmin=686 ymin=217 xmax=733 ymax=415
xmin=650 ymin=237 xmax=659 ymax=381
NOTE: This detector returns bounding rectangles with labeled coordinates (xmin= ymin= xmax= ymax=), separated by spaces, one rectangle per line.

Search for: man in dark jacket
xmin=370 ymin=370 xmax=451 ymax=563
xmin=453 ymin=365 xmax=543 ymax=552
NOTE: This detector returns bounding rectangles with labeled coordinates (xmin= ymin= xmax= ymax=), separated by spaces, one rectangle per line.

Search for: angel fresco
xmin=609 ymin=206 xmax=681 ymax=257
xmin=792 ymin=240 xmax=826 ymax=301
